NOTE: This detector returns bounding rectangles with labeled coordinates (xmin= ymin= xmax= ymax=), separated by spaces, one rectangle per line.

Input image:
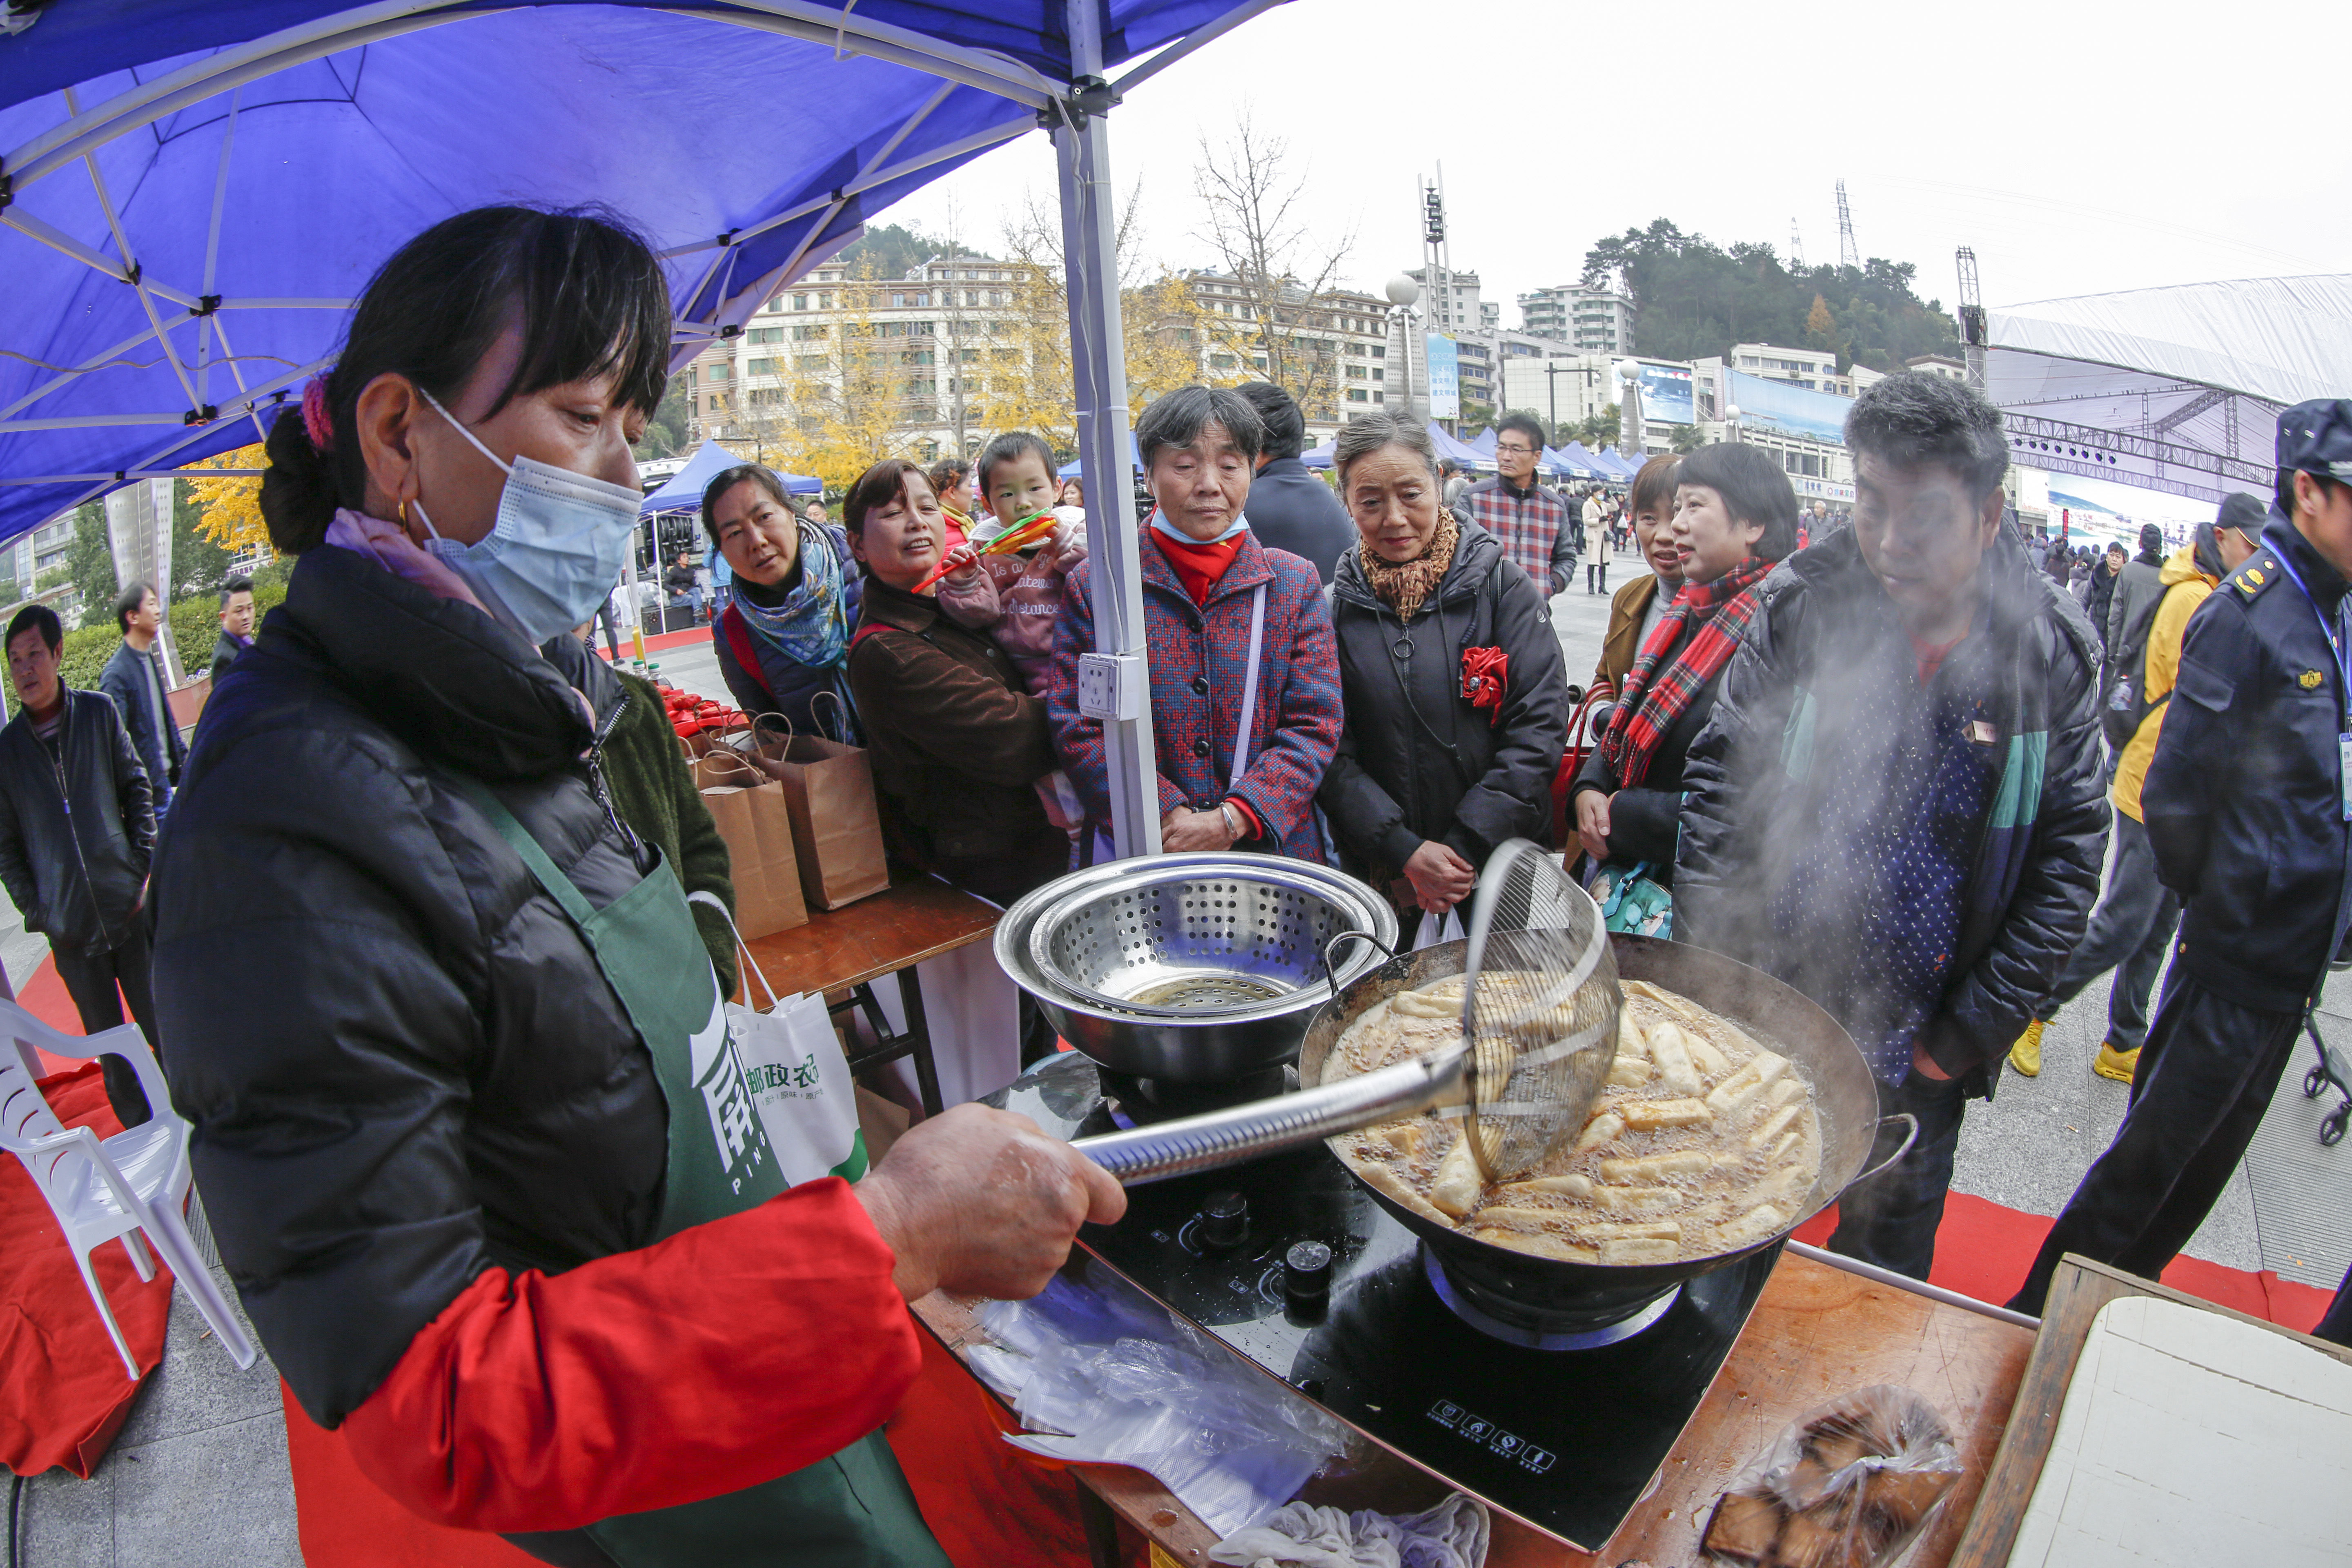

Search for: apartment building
xmin=1518 ymin=284 xmax=1636 ymax=354
xmin=1180 ymin=269 xmax=1392 ymax=433
xmin=684 ymin=251 xmax=1050 ymax=460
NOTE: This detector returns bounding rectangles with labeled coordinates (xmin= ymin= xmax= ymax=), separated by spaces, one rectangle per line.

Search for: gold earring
xmin=399 ymin=496 xmax=410 ymax=528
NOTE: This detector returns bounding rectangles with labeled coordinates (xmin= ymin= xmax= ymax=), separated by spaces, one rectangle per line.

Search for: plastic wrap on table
xmin=973 ymin=1263 xmax=1349 ymax=1537
xmin=1699 ymin=1385 xmax=1963 ymax=1568
xmin=1207 ymin=1492 xmax=1491 ymax=1568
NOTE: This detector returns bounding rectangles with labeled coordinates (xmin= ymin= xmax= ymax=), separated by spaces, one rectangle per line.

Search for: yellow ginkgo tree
xmin=185 ymin=444 xmax=272 ymax=557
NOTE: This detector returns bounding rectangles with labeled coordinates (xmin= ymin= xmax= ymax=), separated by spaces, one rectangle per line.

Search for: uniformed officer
xmin=2012 ymin=398 xmax=2352 ymax=1315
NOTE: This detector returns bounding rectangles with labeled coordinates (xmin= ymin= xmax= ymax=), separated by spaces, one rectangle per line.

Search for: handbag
xmin=747 ymin=695 xmax=891 ymax=910
xmin=692 ymin=747 xmax=808 ymax=938
xmin=1552 ymin=684 xmax=1610 ymax=846
xmin=689 ymin=892 xmax=866 ymax=1186
xmin=1586 ymin=859 xmax=1673 ymax=938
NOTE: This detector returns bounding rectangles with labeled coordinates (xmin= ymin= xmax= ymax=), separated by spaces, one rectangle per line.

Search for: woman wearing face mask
xmin=1047 ymin=385 xmax=1343 ymax=861
xmin=1588 ymin=455 xmax=1688 ymax=722
xmin=1318 ymin=414 xmax=1568 ymax=928
xmin=145 ymin=207 xmax=1122 ymax=1567
xmin=841 ymin=459 xmax=1069 ymax=905
xmin=704 ymin=463 xmax=862 ymax=740
xmin=1572 ymin=444 xmax=1798 ymax=921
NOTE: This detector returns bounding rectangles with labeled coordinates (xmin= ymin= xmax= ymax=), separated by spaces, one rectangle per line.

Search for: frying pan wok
xmin=1297 ymin=933 xmax=1916 ymax=1325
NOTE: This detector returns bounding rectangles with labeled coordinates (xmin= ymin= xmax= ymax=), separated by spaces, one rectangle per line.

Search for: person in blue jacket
xmin=2013 ymin=399 xmax=2352 ymax=1314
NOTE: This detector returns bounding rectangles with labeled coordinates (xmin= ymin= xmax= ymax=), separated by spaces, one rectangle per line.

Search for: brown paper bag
xmin=695 ymin=750 xmax=807 ymax=936
xmin=749 ymin=706 xmax=890 ymax=911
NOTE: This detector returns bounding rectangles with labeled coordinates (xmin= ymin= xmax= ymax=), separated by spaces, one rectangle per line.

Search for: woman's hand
xmin=853 ymin=1104 xmax=1127 ymax=1301
xmin=1402 ymin=841 xmax=1477 ymax=913
xmin=1575 ymin=790 xmax=1615 ymax=864
xmin=1160 ymin=804 xmax=1238 ymax=853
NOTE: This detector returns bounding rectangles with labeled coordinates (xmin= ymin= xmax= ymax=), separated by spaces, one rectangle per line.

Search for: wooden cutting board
xmin=2007 ymin=1294 xmax=2352 ymax=1566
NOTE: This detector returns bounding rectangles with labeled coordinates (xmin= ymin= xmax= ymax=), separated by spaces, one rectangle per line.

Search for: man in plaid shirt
xmin=1459 ymin=413 xmax=1575 ymax=595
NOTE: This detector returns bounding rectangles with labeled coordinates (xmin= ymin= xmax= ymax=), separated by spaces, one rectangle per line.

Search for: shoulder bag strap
xmin=445 ymin=774 xmax=599 ymax=931
xmin=1227 ymin=583 xmax=1269 ymax=790
xmin=718 ymin=605 xmax=777 ymax=705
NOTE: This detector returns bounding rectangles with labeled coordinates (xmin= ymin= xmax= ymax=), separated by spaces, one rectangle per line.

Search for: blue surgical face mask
xmin=410 ymin=388 xmax=640 ymax=646
xmin=1147 ymin=507 xmax=1248 ymax=545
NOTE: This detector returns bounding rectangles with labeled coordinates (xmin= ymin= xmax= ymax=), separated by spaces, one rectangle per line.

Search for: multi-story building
xmin=685 ymin=251 xmax=1052 ymax=462
xmin=1177 ymin=270 xmax=1390 ymax=436
xmin=1456 ymin=329 xmax=1572 ymax=417
xmin=1405 ymin=265 xmax=1485 ymax=337
xmin=1906 ymin=354 xmax=1968 ymax=382
xmin=1518 ymin=284 xmax=1636 ymax=354
xmin=1497 ymin=352 xmax=1618 ymax=434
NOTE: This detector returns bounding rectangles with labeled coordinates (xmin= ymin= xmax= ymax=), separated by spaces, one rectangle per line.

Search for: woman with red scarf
xmin=1572 ymin=443 xmax=1800 ymax=909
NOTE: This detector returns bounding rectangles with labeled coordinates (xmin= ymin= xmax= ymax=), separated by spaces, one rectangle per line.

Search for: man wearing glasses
xmin=1460 ymin=414 xmax=1575 ymax=595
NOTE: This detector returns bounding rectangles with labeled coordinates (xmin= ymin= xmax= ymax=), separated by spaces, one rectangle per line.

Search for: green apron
xmin=459 ymin=781 xmax=949 ymax=1568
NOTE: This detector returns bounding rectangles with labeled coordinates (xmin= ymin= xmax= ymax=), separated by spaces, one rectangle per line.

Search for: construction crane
xmin=1835 ymin=180 xmax=1859 ymax=270
xmin=1789 ymin=218 xmax=1805 ymax=270
xmin=1956 ymin=246 xmax=1987 ymax=392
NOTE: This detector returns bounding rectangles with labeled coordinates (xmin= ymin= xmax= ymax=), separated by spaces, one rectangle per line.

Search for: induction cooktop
xmin=989 ymin=1051 xmax=1778 ymax=1550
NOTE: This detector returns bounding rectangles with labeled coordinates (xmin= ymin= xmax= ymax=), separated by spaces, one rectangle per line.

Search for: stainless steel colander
xmin=1027 ymin=860 xmax=1392 ymax=1018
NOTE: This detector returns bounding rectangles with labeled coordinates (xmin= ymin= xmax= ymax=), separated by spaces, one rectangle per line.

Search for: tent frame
xmin=2 ymin=0 xmax=1285 ymax=857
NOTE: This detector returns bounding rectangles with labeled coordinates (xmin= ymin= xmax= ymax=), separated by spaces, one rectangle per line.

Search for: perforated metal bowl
xmin=996 ymin=855 xmax=1399 ymax=1082
xmin=1029 ymin=861 xmax=1392 ymax=1018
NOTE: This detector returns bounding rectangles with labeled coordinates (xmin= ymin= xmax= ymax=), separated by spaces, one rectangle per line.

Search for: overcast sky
xmin=883 ymin=0 xmax=2348 ymax=316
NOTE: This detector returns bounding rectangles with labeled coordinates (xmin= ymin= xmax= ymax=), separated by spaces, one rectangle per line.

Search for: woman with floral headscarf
xmin=706 ymin=463 xmax=863 ymax=739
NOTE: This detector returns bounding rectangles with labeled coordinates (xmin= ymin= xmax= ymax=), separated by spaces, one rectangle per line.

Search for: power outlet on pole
xmin=1076 ymin=651 xmax=1146 ymax=722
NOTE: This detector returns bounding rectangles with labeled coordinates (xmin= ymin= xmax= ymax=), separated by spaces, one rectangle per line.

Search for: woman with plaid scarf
xmin=1570 ymin=445 xmax=1800 ymax=902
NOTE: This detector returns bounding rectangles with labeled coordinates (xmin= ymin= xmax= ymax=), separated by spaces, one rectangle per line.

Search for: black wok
xmin=1297 ymin=933 xmax=1914 ymax=1325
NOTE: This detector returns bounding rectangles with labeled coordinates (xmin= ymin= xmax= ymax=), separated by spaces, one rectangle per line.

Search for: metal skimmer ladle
xmin=1069 ymin=840 xmax=1620 ymax=1185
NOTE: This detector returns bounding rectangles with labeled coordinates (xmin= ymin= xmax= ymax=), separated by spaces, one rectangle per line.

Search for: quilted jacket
xmin=1049 ymin=530 xmax=1342 ymax=860
xmin=1675 ymin=525 xmax=2109 ymax=1088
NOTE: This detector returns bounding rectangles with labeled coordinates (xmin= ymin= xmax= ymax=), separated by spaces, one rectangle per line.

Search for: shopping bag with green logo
xmin=689 ymin=892 xmax=866 ymax=1185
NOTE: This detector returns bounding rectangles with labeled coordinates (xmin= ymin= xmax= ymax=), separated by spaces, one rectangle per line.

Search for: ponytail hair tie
xmin=300 ymin=375 xmax=335 ymax=452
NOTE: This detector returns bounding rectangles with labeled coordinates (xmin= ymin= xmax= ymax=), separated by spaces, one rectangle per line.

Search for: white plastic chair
xmin=0 ymin=999 xmax=256 ymax=1379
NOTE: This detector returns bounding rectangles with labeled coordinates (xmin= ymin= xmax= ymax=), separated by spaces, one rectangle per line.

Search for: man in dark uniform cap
xmin=2013 ymin=399 xmax=2352 ymax=1314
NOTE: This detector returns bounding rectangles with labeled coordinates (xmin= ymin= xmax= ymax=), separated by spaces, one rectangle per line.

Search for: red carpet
xmin=280 ymin=1319 xmax=1093 ymax=1568
xmin=595 ymin=624 xmax=712 ymax=659
xmin=0 ymin=1060 xmax=173 ymax=1479
xmin=1792 ymin=1190 xmax=2333 ymax=1333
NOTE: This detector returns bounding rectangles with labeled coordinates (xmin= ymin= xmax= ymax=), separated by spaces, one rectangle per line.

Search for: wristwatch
xmin=1219 ymin=801 xmax=1245 ymax=843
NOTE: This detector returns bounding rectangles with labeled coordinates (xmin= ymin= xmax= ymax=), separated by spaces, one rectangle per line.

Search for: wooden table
xmin=915 ymin=1247 xmax=2034 ymax=1568
xmin=1948 ymin=1256 xmax=2352 ymax=1568
xmin=739 ymin=872 xmax=1000 ymax=1115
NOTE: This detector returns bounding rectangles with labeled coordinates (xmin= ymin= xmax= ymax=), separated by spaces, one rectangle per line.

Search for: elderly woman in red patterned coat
xmin=1049 ymin=386 xmax=1343 ymax=860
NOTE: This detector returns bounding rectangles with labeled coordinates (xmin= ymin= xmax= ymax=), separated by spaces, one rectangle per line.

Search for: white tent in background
xmin=1986 ymin=274 xmax=2352 ymax=509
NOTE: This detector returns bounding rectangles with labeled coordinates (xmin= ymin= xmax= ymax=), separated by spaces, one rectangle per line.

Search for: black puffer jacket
xmin=1675 ymin=526 xmax=2108 ymax=1088
xmin=1319 ymin=521 xmax=1569 ymax=882
xmin=0 ymin=689 xmax=155 ymax=958
xmin=151 ymin=544 xmax=670 ymax=1428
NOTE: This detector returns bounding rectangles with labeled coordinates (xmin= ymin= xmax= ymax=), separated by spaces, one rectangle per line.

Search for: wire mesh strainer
xmin=1028 ymin=861 xmax=1390 ymax=1018
xmin=1065 ymin=839 xmax=1620 ymax=1186
xmin=1457 ymin=840 xmax=1621 ymax=1183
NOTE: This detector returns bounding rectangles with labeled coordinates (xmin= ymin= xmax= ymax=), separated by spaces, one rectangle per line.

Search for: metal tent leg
xmin=1053 ymin=0 xmax=1160 ymax=863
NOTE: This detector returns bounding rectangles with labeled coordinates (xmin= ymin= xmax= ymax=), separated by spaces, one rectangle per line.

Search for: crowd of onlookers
xmin=3 ymin=209 xmax=2347 ymax=1563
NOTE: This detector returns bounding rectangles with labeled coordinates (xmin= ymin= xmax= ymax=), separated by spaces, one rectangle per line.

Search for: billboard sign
xmin=1725 ymin=368 xmax=1846 ymax=444
xmin=1635 ymin=362 xmax=1694 ymax=426
xmin=1425 ymin=334 xmax=1459 ymax=420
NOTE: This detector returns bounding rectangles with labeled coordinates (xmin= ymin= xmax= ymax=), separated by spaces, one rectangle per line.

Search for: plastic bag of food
xmin=1700 ymin=1385 xmax=1962 ymax=1568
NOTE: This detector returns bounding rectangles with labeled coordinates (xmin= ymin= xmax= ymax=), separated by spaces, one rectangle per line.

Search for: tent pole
xmin=1056 ymin=0 xmax=1160 ymax=860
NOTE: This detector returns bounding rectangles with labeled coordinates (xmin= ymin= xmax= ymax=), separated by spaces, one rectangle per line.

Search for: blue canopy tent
xmin=1594 ymin=447 xmax=1637 ymax=479
xmin=638 ymin=439 xmax=818 ymax=515
xmin=1425 ymin=421 xmax=1486 ymax=470
xmin=1545 ymin=444 xmax=1595 ymax=481
xmin=1056 ymin=429 xmax=1141 ymax=478
xmin=1466 ymin=427 xmax=1497 ymax=458
xmin=0 ymin=0 xmax=1285 ymax=855
xmin=1298 ymin=439 xmax=1334 ymax=470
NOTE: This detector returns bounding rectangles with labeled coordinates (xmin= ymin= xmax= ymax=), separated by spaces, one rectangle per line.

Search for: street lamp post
xmin=1385 ymin=274 xmax=1420 ymax=423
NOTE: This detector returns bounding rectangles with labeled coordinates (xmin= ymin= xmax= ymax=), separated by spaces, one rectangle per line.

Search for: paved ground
xmin=10 ymin=550 xmax=2348 ymax=1562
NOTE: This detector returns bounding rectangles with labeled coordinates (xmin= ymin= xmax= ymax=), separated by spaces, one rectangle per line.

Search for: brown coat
xmin=846 ymin=576 xmax=1065 ymax=900
xmin=1592 ymin=572 xmax=1663 ymax=697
